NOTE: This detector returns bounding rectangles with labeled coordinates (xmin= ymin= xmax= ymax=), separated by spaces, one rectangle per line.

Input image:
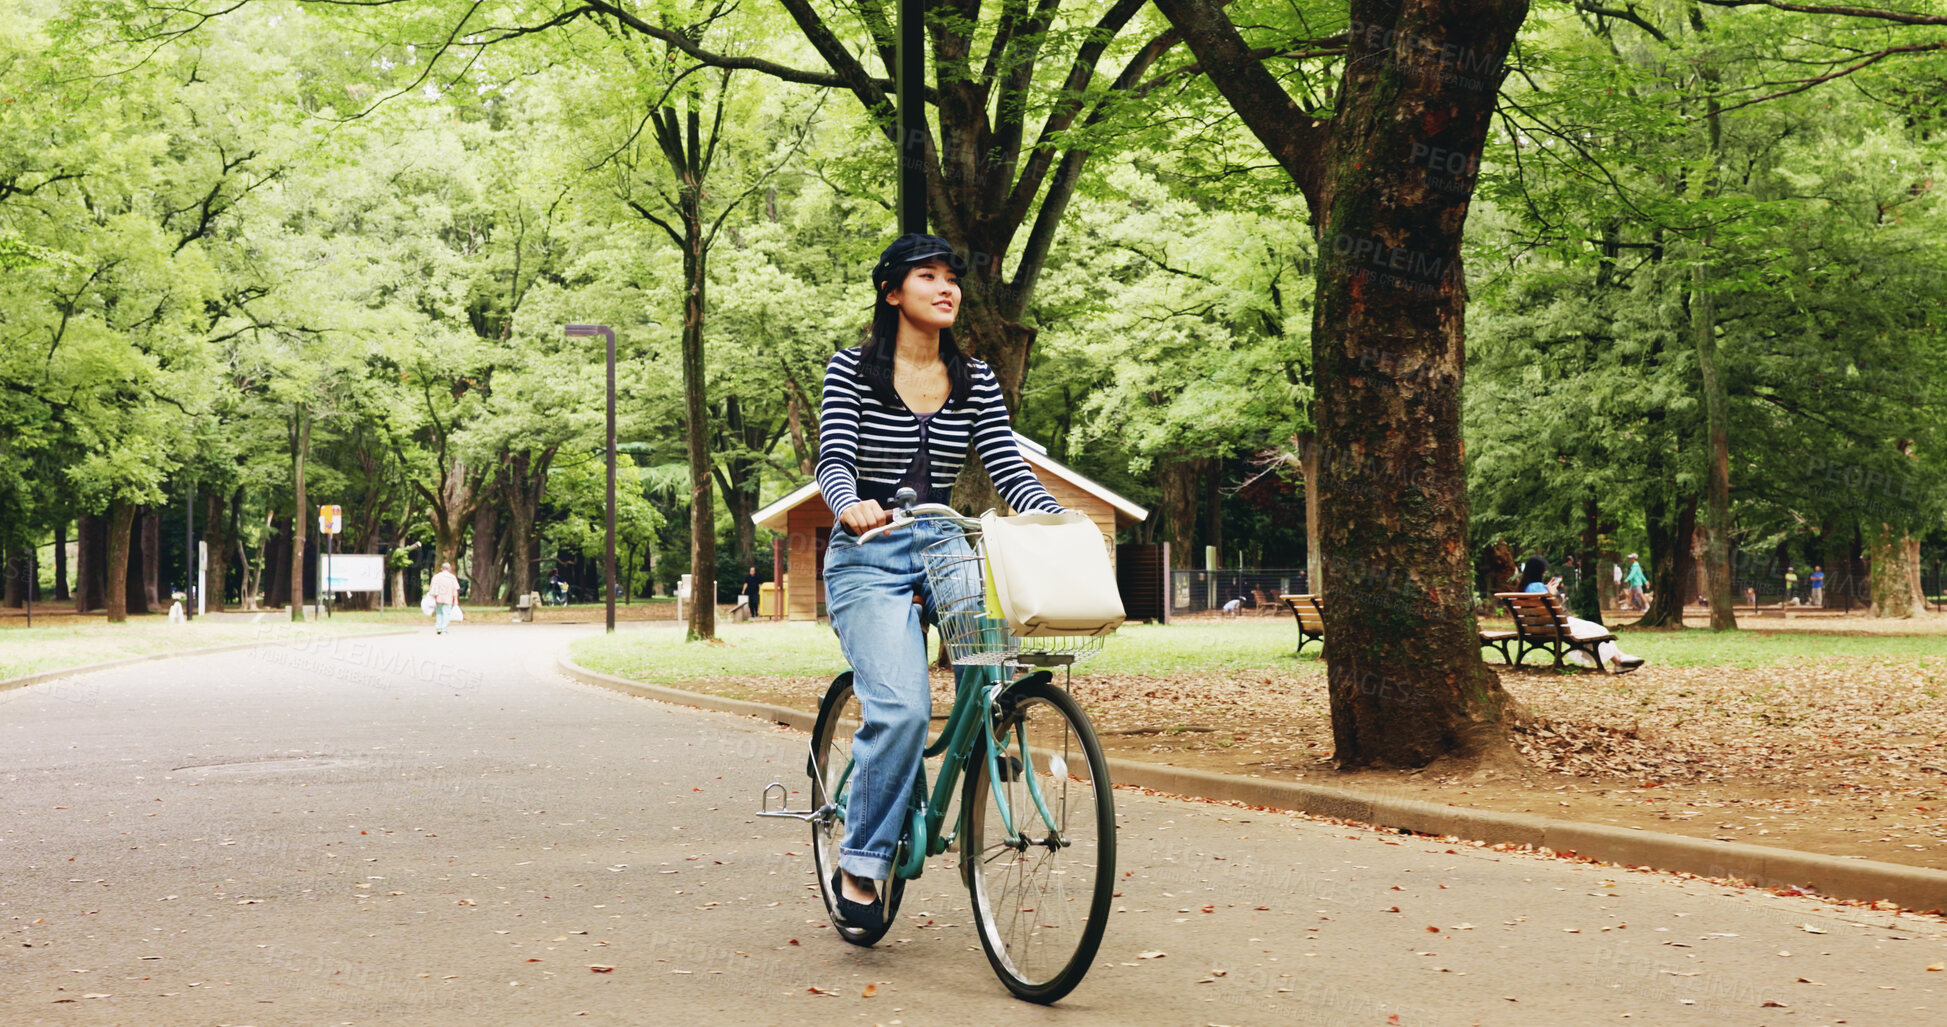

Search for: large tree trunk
xmin=1638 ymin=493 xmax=1698 ymax=628
xmin=715 ymin=396 xmax=761 ymax=573
xmin=1906 ymin=537 xmax=1927 ymax=613
xmin=290 ymin=404 xmax=310 ymax=622
xmin=682 ymin=221 xmax=717 ymax=642
xmin=139 ymin=504 xmax=161 ymax=612
xmin=1300 ymin=432 xmax=1322 ymax=594
xmin=2 ymin=544 xmax=23 ymax=608
xmin=1840 ymin=524 xmax=1869 ymax=613
xmin=53 ymin=519 xmax=69 ymax=601
xmin=1155 ymin=0 xmax=1529 ymax=768
xmin=1692 ymin=258 xmax=1737 ymax=630
xmin=504 ymin=448 xmax=553 ymax=606
xmin=785 ymin=379 xmax=815 ymax=477
xmin=1868 ymin=524 xmax=1924 ymax=619
xmin=1157 ymin=457 xmax=1199 ymax=570
xmin=1202 ymin=459 xmax=1224 ymax=570
xmin=470 ymin=492 xmax=503 ymax=608
xmin=1308 ymin=2 xmax=1529 ymax=767
xmin=202 ymin=488 xmax=235 ymax=612
xmin=124 ymin=507 xmax=151 ymax=616
xmin=262 ymin=512 xmax=289 ymax=609
xmin=105 ymin=501 xmax=135 ymax=624
xmin=1573 ymin=495 xmax=1602 ymax=624
xmin=75 ymin=512 xmax=107 ymax=612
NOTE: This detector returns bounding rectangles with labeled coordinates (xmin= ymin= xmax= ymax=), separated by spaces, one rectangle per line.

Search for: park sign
xmin=318 ymin=553 xmax=384 ymax=593
xmin=318 ymin=504 xmax=342 ymax=535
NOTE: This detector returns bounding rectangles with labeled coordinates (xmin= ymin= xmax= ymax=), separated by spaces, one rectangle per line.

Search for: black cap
xmin=871 ymin=233 xmax=968 ymax=294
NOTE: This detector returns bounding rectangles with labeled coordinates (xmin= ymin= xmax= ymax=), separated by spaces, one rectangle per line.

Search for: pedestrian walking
xmin=739 ymin=566 xmax=762 ymax=621
xmin=1624 ymin=553 xmax=1648 ymax=612
xmin=429 ymin=561 xmax=461 ymax=635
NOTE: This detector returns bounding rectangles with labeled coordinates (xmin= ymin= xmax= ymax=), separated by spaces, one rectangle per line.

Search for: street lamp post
xmin=897 ymin=0 xmax=926 ymax=235
xmin=567 ymin=325 xmax=618 ymax=634
xmin=184 ymin=480 xmax=195 ymax=621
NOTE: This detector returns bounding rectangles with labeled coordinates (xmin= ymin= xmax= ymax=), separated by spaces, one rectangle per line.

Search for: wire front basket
xmin=920 ymin=525 xmax=1112 ymax=668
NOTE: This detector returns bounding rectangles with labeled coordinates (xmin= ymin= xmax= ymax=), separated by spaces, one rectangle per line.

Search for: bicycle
xmin=759 ymin=490 xmax=1117 ymax=1004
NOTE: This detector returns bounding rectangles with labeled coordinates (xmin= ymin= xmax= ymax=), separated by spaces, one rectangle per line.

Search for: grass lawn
xmin=0 ymin=613 xmax=411 ymax=682
xmin=571 ymin=614 xmax=1947 ymax=685
xmin=568 ymin=619 xmax=1329 ymax=686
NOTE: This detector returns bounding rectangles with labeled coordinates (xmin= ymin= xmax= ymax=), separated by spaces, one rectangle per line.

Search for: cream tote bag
xmin=979 ymin=511 xmax=1125 ymax=637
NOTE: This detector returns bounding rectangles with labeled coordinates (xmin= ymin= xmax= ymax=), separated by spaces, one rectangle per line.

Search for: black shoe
xmin=830 ymin=871 xmax=883 ymax=932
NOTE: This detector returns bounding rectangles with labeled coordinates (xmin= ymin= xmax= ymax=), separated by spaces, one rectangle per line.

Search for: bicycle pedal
xmin=755 ymin=781 xmax=820 ymax=821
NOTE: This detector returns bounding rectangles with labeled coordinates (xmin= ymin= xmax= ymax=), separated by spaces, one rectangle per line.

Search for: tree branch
xmin=1148 ymin=0 xmax=1330 ymax=208
xmin=1695 ymin=0 xmax=1947 ymax=25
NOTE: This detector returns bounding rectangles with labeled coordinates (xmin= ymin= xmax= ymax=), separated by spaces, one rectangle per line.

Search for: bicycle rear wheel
xmin=961 ymin=679 xmax=1115 ymax=1003
xmin=809 ymin=672 xmax=905 ymax=946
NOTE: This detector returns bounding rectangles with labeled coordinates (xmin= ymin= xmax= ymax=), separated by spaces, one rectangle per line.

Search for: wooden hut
xmin=753 ymin=434 xmax=1149 ymax=622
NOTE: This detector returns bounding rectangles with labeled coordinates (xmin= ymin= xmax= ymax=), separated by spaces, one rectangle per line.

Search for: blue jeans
xmin=824 ymin=517 xmax=980 ymax=881
xmin=435 ymin=602 xmax=452 ymax=633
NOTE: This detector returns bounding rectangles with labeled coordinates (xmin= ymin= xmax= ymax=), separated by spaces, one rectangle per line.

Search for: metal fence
xmin=1728 ymin=569 xmax=1945 ymax=614
xmin=1170 ymin=568 xmax=1310 ymax=615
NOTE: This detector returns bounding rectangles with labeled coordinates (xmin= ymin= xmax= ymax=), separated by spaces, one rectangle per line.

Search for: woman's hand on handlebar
xmin=840 ymin=500 xmax=891 ymax=537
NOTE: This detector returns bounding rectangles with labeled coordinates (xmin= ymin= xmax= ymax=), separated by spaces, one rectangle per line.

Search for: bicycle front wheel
xmin=809 ymin=672 xmax=905 ymax=946
xmin=962 ymin=679 xmax=1115 ymax=1003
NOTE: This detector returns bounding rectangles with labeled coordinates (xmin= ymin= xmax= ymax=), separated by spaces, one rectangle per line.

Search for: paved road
xmin=3 ymin=625 xmax=1943 ymax=1026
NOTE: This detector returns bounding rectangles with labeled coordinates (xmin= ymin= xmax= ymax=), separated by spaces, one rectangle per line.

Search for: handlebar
xmin=854 ymin=487 xmax=983 ymax=543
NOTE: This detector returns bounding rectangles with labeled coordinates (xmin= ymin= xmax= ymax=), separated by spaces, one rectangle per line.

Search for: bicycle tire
xmin=808 ymin=672 xmax=905 ymax=946
xmin=961 ymin=679 xmax=1115 ymax=1003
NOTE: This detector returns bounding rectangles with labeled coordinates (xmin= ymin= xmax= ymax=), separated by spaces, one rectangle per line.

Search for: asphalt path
xmin=3 ymin=624 xmax=1944 ymax=1026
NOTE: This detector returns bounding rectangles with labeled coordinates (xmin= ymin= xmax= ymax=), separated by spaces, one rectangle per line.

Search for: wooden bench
xmin=1281 ymin=594 xmax=1325 ymax=655
xmin=1251 ymin=588 xmax=1282 ymax=616
xmin=1481 ymin=591 xmax=1617 ymax=672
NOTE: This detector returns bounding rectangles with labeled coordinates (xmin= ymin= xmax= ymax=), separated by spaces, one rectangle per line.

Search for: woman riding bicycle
xmin=817 ymin=233 xmax=1064 ymax=933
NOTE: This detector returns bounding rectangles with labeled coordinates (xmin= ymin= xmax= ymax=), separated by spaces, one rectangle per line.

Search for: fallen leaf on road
xmin=861 ymin=984 xmax=877 ymax=997
xmin=806 ymin=986 xmax=837 ymax=996
xmin=1137 ymin=951 xmax=1166 ymax=959
xmin=1762 ymin=1001 xmax=1788 ymax=1008
xmin=588 ymin=965 xmax=614 ymax=973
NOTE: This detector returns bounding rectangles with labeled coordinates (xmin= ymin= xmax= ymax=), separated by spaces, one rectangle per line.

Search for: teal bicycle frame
xmin=820 ymin=662 xmax=1063 ymax=881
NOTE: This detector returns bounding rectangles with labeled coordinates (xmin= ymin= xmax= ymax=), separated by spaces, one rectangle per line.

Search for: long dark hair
xmin=856 ymin=268 xmax=976 ymax=409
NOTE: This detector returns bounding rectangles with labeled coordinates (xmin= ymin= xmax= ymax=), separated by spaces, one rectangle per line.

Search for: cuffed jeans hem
xmin=839 ymin=849 xmax=893 ymax=882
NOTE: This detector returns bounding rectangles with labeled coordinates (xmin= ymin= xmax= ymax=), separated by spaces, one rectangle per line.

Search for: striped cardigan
xmin=817 ymin=346 xmax=1061 ymax=521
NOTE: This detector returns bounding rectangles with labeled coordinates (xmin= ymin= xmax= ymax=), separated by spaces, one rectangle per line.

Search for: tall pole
xmin=568 ymin=325 xmax=619 ymax=634
xmin=606 ymin=329 xmax=617 ymax=635
xmin=185 ymin=481 xmax=194 ymax=621
xmin=896 ymin=0 xmax=927 ymax=235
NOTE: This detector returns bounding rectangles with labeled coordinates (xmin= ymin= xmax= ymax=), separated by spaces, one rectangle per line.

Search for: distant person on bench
xmin=1524 ymin=580 xmax=1644 ymax=673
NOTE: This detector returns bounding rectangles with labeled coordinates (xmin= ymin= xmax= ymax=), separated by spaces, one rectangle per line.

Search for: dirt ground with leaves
xmin=700 ymin=614 xmax=1947 ymax=873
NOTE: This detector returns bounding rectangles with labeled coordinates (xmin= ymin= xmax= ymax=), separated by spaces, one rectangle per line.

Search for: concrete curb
xmin=556 ymin=655 xmax=1947 ymax=911
xmin=1 ymin=628 xmax=419 ymax=695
